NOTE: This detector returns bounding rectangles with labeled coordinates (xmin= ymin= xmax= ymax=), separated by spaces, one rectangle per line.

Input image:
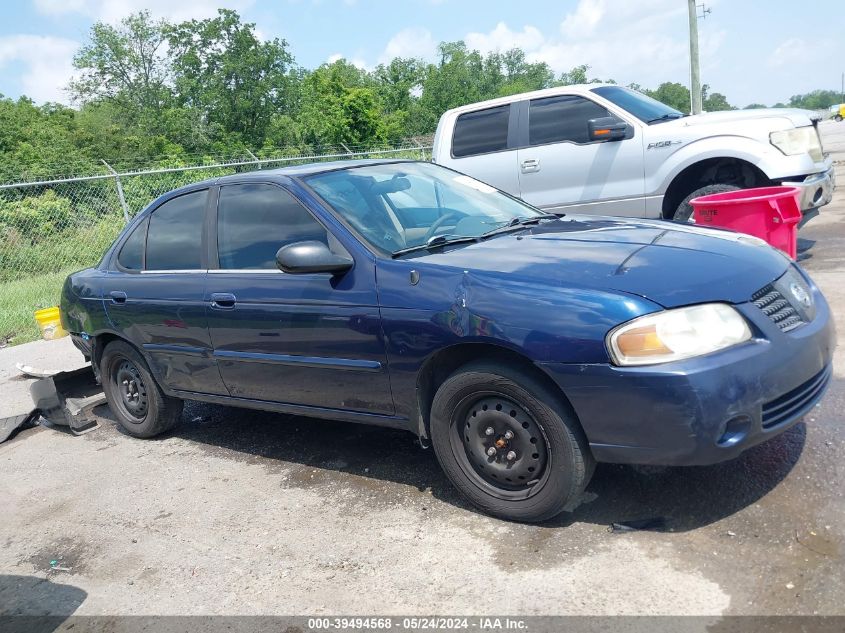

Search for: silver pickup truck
xmin=432 ymin=84 xmax=835 ymax=222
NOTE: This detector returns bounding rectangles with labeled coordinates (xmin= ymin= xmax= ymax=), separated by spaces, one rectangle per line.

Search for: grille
xmin=752 ymin=285 xmax=804 ymax=332
xmin=762 ymin=367 xmax=831 ymax=429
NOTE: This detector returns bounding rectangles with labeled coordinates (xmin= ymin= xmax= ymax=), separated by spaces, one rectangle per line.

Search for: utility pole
xmin=687 ymin=0 xmax=708 ymax=115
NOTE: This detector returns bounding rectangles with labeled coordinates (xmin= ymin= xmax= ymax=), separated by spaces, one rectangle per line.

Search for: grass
xmin=0 ymin=268 xmax=80 ymax=346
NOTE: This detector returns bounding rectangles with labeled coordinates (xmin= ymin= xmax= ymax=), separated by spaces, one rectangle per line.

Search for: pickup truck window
xmin=145 ymin=190 xmax=207 ymax=271
xmin=452 ymin=105 xmax=510 ymax=158
xmin=591 ymin=85 xmax=683 ymax=124
xmin=217 ymin=183 xmax=328 ymax=270
xmin=529 ymin=95 xmax=611 ymax=145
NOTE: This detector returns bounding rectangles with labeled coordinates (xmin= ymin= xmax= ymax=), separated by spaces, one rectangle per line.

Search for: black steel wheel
xmin=430 ymin=360 xmax=594 ymax=522
xmin=452 ymin=395 xmax=550 ymax=499
xmin=101 ymin=340 xmax=183 ymax=438
xmin=112 ymin=359 xmax=149 ymax=422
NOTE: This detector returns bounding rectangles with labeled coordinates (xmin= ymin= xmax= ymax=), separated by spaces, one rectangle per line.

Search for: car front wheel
xmin=430 ymin=361 xmax=594 ymax=522
xmin=101 ymin=340 xmax=183 ymax=438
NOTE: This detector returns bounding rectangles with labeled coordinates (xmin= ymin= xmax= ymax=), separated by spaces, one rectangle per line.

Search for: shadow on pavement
xmin=0 ymin=574 xmax=87 ymax=633
xmin=91 ymin=393 xmax=808 ymax=533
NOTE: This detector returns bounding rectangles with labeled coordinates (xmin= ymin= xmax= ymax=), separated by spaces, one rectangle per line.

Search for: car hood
xmin=660 ymin=108 xmax=818 ymax=130
xmin=408 ymin=217 xmax=790 ymax=308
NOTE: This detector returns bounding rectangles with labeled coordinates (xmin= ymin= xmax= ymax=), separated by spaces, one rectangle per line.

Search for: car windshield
xmin=304 ymin=162 xmax=548 ymax=255
xmin=592 ymin=85 xmax=684 ymax=124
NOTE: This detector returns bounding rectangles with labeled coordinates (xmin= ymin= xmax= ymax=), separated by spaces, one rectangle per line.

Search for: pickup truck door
xmin=204 ymin=182 xmax=395 ymax=415
xmin=516 ymin=95 xmax=646 ymax=217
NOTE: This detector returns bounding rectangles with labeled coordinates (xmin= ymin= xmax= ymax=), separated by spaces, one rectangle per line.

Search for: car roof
xmin=165 ymin=158 xmax=417 ymax=196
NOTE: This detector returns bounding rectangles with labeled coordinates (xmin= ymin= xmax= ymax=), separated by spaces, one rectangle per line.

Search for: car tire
xmin=101 ymin=340 xmax=183 ymax=438
xmin=430 ymin=361 xmax=594 ymax=522
xmin=674 ymin=183 xmax=740 ymax=223
xmin=835 ymin=115 xmax=843 ymax=122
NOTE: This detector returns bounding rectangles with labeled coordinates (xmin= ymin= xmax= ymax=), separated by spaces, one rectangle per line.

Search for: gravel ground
xmin=1 ymin=121 xmax=844 ymax=619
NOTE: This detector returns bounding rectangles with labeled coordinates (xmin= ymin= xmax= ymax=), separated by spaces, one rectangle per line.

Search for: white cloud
xmin=378 ymin=27 xmax=437 ymax=64
xmin=33 ymin=0 xmax=255 ymax=24
xmin=0 ymin=34 xmax=79 ymax=103
xmin=560 ymin=0 xmax=605 ymax=39
xmin=768 ymin=37 xmax=834 ymax=68
xmin=326 ymin=53 xmax=368 ymax=70
xmin=529 ymin=0 xmax=713 ymax=88
xmin=464 ymin=22 xmax=545 ymax=55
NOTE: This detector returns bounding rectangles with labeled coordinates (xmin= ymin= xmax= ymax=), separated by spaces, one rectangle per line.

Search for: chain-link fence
xmin=0 ymin=141 xmax=432 ymax=346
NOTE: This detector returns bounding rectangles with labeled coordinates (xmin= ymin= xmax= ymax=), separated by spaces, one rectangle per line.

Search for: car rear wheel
xmin=101 ymin=340 xmax=183 ymax=438
xmin=674 ymin=183 xmax=740 ymax=223
xmin=430 ymin=361 xmax=594 ymax=522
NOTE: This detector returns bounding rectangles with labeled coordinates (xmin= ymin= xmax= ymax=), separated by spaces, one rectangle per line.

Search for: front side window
xmin=145 ymin=190 xmax=207 ymax=271
xmin=117 ymin=218 xmax=147 ymax=271
xmin=217 ymin=184 xmax=328 ymax=270
xmin=452 ymin=105 xmax=510 ymax=158
xmin=529 ymin=95 xmax=611 ymax=146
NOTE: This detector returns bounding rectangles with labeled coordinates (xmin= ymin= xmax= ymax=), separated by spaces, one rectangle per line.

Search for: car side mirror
xmin=587 ymin=117 xmax=631 ymax=142
xmin=275 ymin=241 xmax=353 ymax=275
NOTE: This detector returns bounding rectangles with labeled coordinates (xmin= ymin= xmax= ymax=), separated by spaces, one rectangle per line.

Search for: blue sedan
xmin=61 ymin=160 xmax=835 ymax=522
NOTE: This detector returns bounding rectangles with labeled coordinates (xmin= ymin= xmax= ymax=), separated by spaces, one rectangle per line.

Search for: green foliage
xmin=69 ymin=11 xmax=172 ymax=122
xmin=644 ymin=82 xmax=691 ymax=113
xmin=0 ymin=190 xmax=74 ymax=237
xmin=165 ymin=9 xmax=295 ymax=146
xmin=788 ymin=89 xmax=843 ymax=110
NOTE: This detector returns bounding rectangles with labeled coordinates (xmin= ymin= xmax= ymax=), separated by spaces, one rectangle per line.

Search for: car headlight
xmin=607 ymin=303 xmax=752 ymax=366
xmin=770 ymin=126 xmax=823 ymax=162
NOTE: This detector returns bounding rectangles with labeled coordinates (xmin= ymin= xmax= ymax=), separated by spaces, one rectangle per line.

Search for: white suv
xmin=432 ymin=84 xmax=835 ymax=222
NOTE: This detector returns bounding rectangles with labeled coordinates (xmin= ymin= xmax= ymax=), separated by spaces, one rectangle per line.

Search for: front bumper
xmin=540 ymin=281 xmax=835 ymax=466
xmin=783 ymin=165 xmax=836 ymax=215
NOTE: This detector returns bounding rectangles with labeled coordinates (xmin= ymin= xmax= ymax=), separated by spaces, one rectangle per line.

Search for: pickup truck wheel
xmin=101 ymin=340 xmax=183 ymax=438
xmin=674 ymin=184 xmax=740 ymax=223
xmin=430 ymin=361 xmax=594 ymax=523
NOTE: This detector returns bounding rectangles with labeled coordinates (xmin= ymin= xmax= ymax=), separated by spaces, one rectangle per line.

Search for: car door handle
xmin=109 ymin=291 xmax=127 ymax=304
xmin=210 ymin=293 xmax=237 ymax=309
xmin=521 ymin=158 xmax=540 ymax=173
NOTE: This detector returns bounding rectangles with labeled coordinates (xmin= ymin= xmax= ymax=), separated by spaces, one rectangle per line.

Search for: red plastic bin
xmin=689 ymin=186 xmax=801 ymax=259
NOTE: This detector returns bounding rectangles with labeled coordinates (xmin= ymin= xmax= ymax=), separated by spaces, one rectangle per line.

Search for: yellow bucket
xmin=34 ymin=306 xmax=68 ymax=341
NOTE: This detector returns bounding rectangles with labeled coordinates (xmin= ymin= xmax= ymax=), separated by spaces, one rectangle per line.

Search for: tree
xmin=165 ymin=9 xmax=295 ymax=145
xmin=787 ymin=89 xmax=842 ymax=110
xmin=298 ymin=60 xmax=386 ymax=147
xmin=646 ymin=82 xmax=691 ymax=113
xmin=702 ymin=85 xmax=732 ymax=111
xmin=70 ymin=11 xmax=171 ymax=121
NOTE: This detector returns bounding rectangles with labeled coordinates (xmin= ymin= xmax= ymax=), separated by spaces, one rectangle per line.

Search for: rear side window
xmin=117 ymin=218 xmax=147 ymax=271
xmin=217 ymin=184 xmax=328 ymax=270
xmin=145 ymin=190 xmax=207 ymax=271
xmin=529 ymin=95 xmax=611 ymax=145
xmin=452 ymin=105 xmax=510 ymax=158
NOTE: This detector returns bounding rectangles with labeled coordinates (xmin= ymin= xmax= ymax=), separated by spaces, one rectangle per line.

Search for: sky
xmin=0 ymin=0 xmax=842 ymax=108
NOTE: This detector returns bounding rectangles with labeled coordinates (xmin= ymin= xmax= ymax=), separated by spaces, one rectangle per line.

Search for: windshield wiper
xmin=480 ymin=213 xmax=559 ymax=238
xmin=391 ymin=234 xmax=479 ymax=258
xmin=646 ymin=113 xmax=684 ymax=124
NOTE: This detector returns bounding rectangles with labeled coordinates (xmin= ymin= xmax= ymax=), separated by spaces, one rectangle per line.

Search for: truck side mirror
xmin=588 ymin=117 xmax=631 ymax=142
